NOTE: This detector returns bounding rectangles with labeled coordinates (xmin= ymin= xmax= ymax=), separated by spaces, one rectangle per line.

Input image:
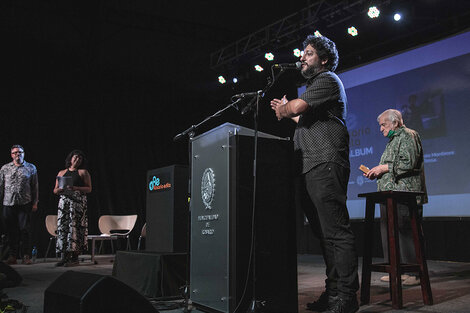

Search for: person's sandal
xmin=22 ymin=255 xmax=33 ymax=265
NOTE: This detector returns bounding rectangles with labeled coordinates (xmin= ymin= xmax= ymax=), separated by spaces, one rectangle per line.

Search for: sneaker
xmin=306 ymin=292 xmax=338 ymax=312
xmin=403 ymin=275 xmax=420 ymax=286
xmin=22 ymin=255 xmax=33 ymax=265
xmin=324 ymin=297 xmax=359 ymax=313
xmin=5 ymin=256 xmax=17 ymax=265
xmin=380 ymin=274 xmax=410 ymax=282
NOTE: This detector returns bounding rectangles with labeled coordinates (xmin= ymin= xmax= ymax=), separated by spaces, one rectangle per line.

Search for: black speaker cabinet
xmin=146 ymin=165 xmax=188 ymax=252
xmin=190 ymin=123 xmax=298 ymax=313
xmin=44 ymin=271 xmax=159 ymax=313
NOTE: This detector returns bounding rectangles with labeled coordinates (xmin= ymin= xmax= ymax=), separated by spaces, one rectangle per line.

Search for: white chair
xmin=44 ymin=215 xmax=58 ymax=262
xmin=87 ymin=215 xmax=138 ymax=264
xmin=137 ymin=223 xmax=146 ymax=251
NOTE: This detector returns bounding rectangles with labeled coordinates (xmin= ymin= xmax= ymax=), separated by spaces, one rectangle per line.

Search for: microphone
xmin=232 ymin=91 xmax=260 ymax=99
xmin=273 ymin=61 xmax=302 ymax=70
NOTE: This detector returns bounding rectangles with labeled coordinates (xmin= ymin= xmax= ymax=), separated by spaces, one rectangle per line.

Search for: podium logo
xmin=148 ymin=175 xmax=172 ymax=192
xmin=201 ymin=168 xmax=215 ymax=209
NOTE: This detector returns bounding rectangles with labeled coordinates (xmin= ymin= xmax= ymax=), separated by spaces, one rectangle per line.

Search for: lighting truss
xmin=209 ymin=0 xmax=391 ymax=70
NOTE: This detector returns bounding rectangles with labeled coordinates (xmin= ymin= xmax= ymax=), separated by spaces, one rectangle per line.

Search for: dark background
xmin=2 ymin=0 xmax=470 ymax=257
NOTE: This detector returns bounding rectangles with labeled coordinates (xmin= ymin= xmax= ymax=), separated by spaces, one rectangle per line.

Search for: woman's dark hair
xmin=302 ymin=35 xmax=339 ymax=71
xmin=65 ymin=149 xmax=87 ymax=169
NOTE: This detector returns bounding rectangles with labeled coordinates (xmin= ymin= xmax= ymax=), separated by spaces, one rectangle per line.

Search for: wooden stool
xmin=358 ymin=191 xmax=433 ymax=309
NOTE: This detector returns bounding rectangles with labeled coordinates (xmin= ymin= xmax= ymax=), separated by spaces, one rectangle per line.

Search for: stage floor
xmin=3 ymin=254 xmax=470 ymax=313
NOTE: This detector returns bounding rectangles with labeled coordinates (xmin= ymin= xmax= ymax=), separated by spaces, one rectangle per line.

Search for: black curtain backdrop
xmin=1 ymin=1 xmax=298 ymax=257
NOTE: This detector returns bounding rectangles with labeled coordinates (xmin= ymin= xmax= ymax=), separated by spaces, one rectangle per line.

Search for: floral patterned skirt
xmin=56 ymin=193 xmax=88 ymax=254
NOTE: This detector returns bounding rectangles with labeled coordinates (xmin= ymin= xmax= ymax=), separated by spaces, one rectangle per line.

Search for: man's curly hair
xmin=302 ymin=35 xmax=339 ymax=71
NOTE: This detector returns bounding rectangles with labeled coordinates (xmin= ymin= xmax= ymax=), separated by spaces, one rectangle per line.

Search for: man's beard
xmin=301 ymin=63 xmax=322 ymax=79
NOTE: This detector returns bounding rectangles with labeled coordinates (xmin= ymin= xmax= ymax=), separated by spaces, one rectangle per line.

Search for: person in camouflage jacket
xmin=365 ymin=109 xmax=427 ymax=286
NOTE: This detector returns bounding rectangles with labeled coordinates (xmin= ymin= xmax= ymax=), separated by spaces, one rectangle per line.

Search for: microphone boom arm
xmin=173 ymin=98 xmax=243 ymax=141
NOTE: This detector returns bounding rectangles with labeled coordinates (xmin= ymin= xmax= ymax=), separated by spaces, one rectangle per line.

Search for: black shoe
xmin=324 ymin=297 xmax=359 ymax=313
xmin=55 ymin=260 xmax=66 ymax=267
xmin=306 ymin=292 xmax=338 ymax=312
xmin=64 ymin=260 xmax=79 ymax=267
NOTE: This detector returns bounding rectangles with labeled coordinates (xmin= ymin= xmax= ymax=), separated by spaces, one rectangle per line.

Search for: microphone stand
xmin=173 ymin=98 xmax=243 ymax=313
xmin=241 ymin=66 xmax=286 ymax=115
xmin=241 ymin=67 xmax=287 ymax=313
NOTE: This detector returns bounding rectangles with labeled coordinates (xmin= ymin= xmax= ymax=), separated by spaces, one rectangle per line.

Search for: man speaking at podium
xmin=271 ymin=34 xmax=359 ymax=313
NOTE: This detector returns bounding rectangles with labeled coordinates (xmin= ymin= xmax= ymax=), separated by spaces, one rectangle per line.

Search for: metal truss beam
xmin=209 ymin=0 xmax=391 ymax=70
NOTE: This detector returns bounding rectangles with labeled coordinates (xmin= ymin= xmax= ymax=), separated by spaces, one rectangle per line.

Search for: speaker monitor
xmin=146 ymin=165 xmax=188 ymax=252
xmin=44 ymin=271 xmax=159 ymax=313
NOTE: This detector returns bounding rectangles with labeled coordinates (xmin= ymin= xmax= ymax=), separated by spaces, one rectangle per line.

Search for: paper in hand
xmin=359 ymin=164 xmax=370 ymax=174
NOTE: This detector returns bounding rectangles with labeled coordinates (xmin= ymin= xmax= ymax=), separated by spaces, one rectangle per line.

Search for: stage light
xmin=232 ymin=77 xmax=238 ymax=84
xmin=394 ymin=13 xmax=402 ymax=21
xmin=314 ymin=30 xmax=322 ymax=37
xmin=218 ymin=76 xmax=226 ymax=84
xmin=293 ymin=48 xmax=301 ymax=57
xmin=348 ymin=26 xmax=358 ymax=36
xmin=254 ymin=65 xmax=264 ymax=72
xmin=264 ymin=52 xmax=274 ymax=61
xmin=367 ymin=6 xmax=380 ymax=18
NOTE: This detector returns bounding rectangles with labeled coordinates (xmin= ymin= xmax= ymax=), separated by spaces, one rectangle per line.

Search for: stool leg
xmin=410 ymin=203 xmax=433 ymax=305
xmin=91 ymin=238 xmax=97 ymax=264
xmin=361 ymin=198 xmax=375 ymax=305
xmin=126 ymin=236 xmax=131 ymax=250
xmin=387 ymin=197 xmax=403 ymax=309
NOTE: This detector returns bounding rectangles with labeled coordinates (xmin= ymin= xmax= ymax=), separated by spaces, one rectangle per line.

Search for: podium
xmin=190 ymin=123 xmax=298 ymax=313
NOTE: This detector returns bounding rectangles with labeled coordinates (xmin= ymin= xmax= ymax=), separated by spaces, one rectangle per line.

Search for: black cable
xmin=231 ymin=94 xmax=260 ymax=313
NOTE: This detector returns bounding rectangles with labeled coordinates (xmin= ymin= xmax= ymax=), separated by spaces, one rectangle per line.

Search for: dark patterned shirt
xmin=295 ymin=71 xmax=350 ymax=174
xmin=0 ymin=161 xmax=39 ymax=206
xmin=377 ymin=126 xmax=428 ymax=204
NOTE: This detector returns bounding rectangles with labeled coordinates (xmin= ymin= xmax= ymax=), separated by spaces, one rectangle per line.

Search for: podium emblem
xmin=201 ymin=168 xmax=215 ymax=209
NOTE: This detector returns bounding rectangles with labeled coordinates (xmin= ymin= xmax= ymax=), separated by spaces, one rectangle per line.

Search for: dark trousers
xmin=380 ymin=203 xmax=423 ymax=265
xmin=296 ymin=162 xmax=359 ymax=299
xmin=2 ymin=203 xmax=32 ymax=258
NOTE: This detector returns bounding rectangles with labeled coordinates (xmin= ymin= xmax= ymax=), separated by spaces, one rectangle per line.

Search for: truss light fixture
xmin=367 ymin=6 xmax=380 ymax=18
xmin=394 ymin=13 xmax=402 ymax=21
xmin=264 ymin=52 xmax=274 ymax=61
xmin=218 ymin=76 xmax=226 ymax=84
xmin=232 ymin=77 xmax=238 ymax=84
xmin=293 ymin=48 xmax=302 ymax=57
xmin=348 ymin=26 xmax=358 ymax=36
xmin=254 ymin=65 xmax=264 ymax=72
xmin=314 ymin=30 xmax=322 ymax=37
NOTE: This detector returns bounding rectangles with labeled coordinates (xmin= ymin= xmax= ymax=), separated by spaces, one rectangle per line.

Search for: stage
xmin=2 ymin=254 xmax=470 ymax=313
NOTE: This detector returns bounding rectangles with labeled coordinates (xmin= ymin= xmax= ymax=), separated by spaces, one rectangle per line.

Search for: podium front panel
xmin=190 ymin=125 xmax=232 ymax=312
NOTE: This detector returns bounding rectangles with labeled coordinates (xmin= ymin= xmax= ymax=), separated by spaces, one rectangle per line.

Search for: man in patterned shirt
xmin=0 ymin=145 xmax=39 ymax=265
xmin=364 ymin=109 xmax=427 ymax=286
xmin=271 ymin=35 xmax=358 ymax=313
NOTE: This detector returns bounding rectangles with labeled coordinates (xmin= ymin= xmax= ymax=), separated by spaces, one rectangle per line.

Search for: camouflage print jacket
xmin=377 ymin=126 xmax=428 ymax=205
